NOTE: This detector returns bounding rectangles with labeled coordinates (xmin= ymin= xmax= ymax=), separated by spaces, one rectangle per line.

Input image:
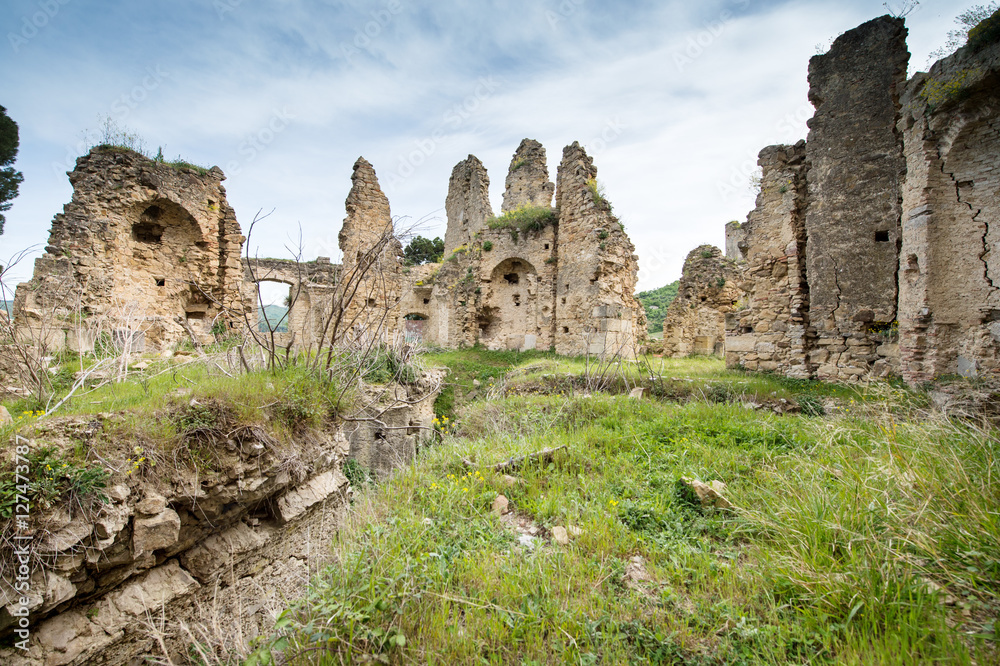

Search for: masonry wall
xmin=338 ymin=158 xmax=404 ymax=344
xmin=803 ymin=15 xmax=908 ymax=380
xmin=397 ymin=139 xmax=642 ymax=358
xmin=661 ymin=245 xmax=741 ymax=357
xmin=553 ymin=142 xmax=644 ymax=357
xmin=726 ymin=142 xmax=812 ymax=376
xmin=14 ymin=148 xmax=246 ymax=352
xmin=897 ymin=35 xmax=1000 ymax=382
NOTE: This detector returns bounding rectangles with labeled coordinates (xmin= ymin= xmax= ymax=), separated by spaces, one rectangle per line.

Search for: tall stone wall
xmin=661 ymin=245 xmax=741 ymax=357
xmin=553 ymin=142 xmax=643 ymax=357
xmin=13 ymin=148 xmax=246 ymax=352
xmin=396 ymin=139 xmax=642 ymax=357
xmin=897 ymin=33 xmax=1000 ymax=382
xmin=803 ymin=16 xmax=908 ymax=380
xmin=726 ymin=142 xmax=812 ymax=376
xmin=338 ymin=158 xmax=404 ymax=343
xmin=443 ymin=155 xmax=493 ymax=256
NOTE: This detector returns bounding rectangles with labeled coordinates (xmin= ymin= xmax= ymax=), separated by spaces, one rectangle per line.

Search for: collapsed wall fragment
xmin=13 ymin=147 xmax=247 ymax=352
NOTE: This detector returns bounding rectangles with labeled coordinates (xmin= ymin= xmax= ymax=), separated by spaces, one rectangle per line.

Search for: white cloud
xmin=0 ymin=0 xmax=981 ymax=294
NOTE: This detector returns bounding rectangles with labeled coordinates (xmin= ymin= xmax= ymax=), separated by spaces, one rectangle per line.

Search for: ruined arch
xmin=480 ymin=257 xmax=542 ymax=350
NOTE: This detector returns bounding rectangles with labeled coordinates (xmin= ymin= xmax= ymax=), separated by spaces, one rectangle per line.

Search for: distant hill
xmin=259 ymin=305 xmax=289 ymax=332
xmin=636 ymin=281 xmax=679 ymax=333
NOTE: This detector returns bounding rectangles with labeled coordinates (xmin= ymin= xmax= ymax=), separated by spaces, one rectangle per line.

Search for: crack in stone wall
xmin=728 ymin=14 xmax=1000 ymax=384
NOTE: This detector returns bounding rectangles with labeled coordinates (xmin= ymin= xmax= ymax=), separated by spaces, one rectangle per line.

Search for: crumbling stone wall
xmin=553 ymin=142 xmax=644 ymax=357
xmin=727 ymin=14 xmax=1000 ymax=384
xmin=13 ymin=148 xmax=246 ymax=352
xmin=725 ymin=16 xmax=911 ymax=381
xmin=242 ymin=257 xmax=339 ymax=350
xmin=803 ymin=16 xmax=908 ymax=380
xmin=338 ymin=158 xmax=404 ymax=344
xmin=725 ymin=142 xmax=813 ymax=376
xmin=661 ymin=245 xmax=741 ymax=357
xmin=501 ymin=139 xmax=555 ymax=213
xmin=443 ymin=155 xmax=493 ymax=256
xmin=397 ymin=139 xmax=642 ymax=357
xmin=897 ymin=33 xmax=1000 ymax=382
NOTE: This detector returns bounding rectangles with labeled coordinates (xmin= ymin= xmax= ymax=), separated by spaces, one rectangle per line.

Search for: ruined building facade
xmin=14 ymin=148 xmax=247 ymax=352
xmin=726 ymin=14 xmax=1000 ymax=383
xmin=398 ymin=139 xmax=644 ymax=357
xmin=15 ymin=139 xmax=642 ymax=359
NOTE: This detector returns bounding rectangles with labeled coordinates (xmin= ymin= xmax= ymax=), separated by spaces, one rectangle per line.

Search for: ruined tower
xmin=553 ymin=142 xmax=643 ymax=356
xmin=501 ymin=139 xmax=555 ymax=213
xmin=443 ymin=155 xmax=493 ymax=256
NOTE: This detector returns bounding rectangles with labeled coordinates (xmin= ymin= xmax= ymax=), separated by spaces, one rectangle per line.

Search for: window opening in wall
xmin=562 ymin=326 xmax=569 ymax=333
xmin=504 ymin=273 xmax=519 ymax=285
xmin=368 ymin=298 xmax=376 ymax=307
xmin=155 ymin=278 xmax=165 ymax=287
xmin=423 ymin=298 xmax=430 ymax=305
xmin=257 ymin=280 xmax=291 ymax=332
xmin=133 ymin=205 xmax=165 ymax=243
xmin=875 ymin=230 xmax=890 ymax=242
xmin=561 ymin=297 xmax=567 ymax=305
xmin=544 ymin=244 xmax=550 ymax=250
xmin=513 ymin=294 xmax=521 ymax=307
xmin=701 ymin=296 xmax=707 ymax=302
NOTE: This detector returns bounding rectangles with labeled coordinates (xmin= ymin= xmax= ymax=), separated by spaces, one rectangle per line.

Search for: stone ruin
xmin=13 ymin=139 xmax=642 ymax=360
xmin=660 ymin=245 xmax=741 ymax=357
xmin=398 ymin=139 xmax=645 ymax=357
xmin=13 ymin=148 xmax=247 ymax=352
xmin=724 ymin=14 xmax=1000 ymax=384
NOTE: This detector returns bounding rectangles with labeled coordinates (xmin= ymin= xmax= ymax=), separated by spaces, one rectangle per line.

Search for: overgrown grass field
xmin=261 ymin=352 xmax=998 ymax=665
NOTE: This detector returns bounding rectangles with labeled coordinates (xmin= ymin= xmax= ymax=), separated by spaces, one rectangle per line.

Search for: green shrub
xmin=482 ymin=240 xmax=493 ymax=252
xmin=487 ymin=205 xmax=556 ymax=241
xmin=967 ymin=7 xmax=1000 ymax=52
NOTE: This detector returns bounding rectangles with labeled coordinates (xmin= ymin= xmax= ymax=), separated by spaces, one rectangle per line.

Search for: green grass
xmin=261 ymin=350 xmax=998 ymax=665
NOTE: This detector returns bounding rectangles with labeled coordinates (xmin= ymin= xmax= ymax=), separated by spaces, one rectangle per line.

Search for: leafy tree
xmin=403 ymin=236 xmax=444 ymax=266
xmin=0 ymin=105 xmax=24 ymax=235
xmin=927 ymin=3 xmax=999 ymax=65
xmin=636 ymin=281 xmax=680 ymax=334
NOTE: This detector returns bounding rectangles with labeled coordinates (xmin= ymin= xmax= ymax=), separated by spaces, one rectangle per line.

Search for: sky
xmin=0 ymin=0 xmax=982 ymax=296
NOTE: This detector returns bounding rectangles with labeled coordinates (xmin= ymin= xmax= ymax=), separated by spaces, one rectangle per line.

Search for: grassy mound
xmin=258 ymin=353 xmax=998 ymax=665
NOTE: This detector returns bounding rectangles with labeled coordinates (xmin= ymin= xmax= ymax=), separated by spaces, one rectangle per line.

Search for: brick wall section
xmin=14 ymin=147 xmax=246 ymax=351
xmin=803 ymin=15 xmax=909 ymax=380
xmin=725 ymin=142 xmax=812 ymax=375
xmin=897 ymin=37 xmax=1000 ymax=382
xmin=662 ymin=245 xmax=741 ymax=357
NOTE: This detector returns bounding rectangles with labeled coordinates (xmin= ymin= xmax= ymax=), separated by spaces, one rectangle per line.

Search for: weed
xmin=487 ymin=205 xmax=556 ymax=242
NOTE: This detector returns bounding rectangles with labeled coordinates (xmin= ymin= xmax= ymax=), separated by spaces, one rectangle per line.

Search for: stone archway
xmin=480 ymin=257 xmax=541 ymax=350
